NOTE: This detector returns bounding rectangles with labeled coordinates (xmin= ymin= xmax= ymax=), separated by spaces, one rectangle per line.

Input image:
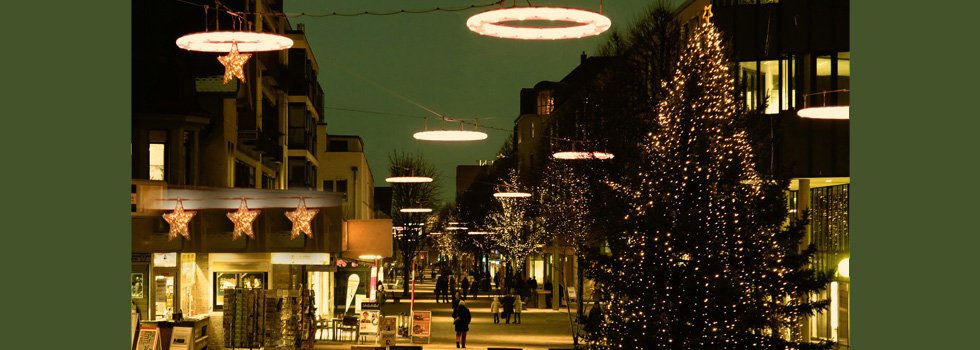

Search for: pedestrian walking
xmin=490 ymin=296 xmax=502 ymax=324
xmin=450 ymin=275 xmax=457 ymax=295
xmin=501 ymin=293 xmax=515 ymax=324
xmin=544 ymin=280 xmax=553 ymax=308
xmin=452 ymin=300 xmax=472 ymax=348
xmin=529 ymin=277 xmax=538 ymax=306
xmin=435 ymin=275 xmax=448 ymax=303
xmin=460 ymin=275 xmax=470 ymax=300
xmin=470 ymin=275 xmax=480 ymax=300
xmin=452 ymin=291 xmax=462 ymax=310
xmin=513 ymin=296 xmax=523 ymax=324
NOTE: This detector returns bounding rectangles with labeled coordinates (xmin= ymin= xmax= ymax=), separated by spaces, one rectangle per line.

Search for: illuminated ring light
xmin=446 ymin=226 xmax=468 ymax=230
xmin=385 ymin=176 xmax=434 ymax=183
xmin=399 ymin=208 xmax=433 ymax=213
xmin=466 ymin=7 xmax=611 ymax=40
xmin=797 ymin=106 xmax=849 ymax=120
xmin=493 ymin=192 xmax=532 ymax=198
xmin=467 ymin=231 xmax=494 ymax=235
xmin=552 ymin=151 xmax=615 ymax=160
xmin=176 ymin=31 xmax=294 ymax=52
xmin=413 ymin=130 xmax=488 ymax=141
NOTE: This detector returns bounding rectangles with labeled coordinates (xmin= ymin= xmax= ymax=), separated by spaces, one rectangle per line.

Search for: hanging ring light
xmin=385 ymin=166 xmax=434 ymax=183
xmin=466 ymin=6 xmax=611 ymax=40
xmin=797 ymin=89 xmax=849 ymax=119
xmin=399 ymin=208 xmax=433 ymax=213
xmin=414 ymin=117 xmax=488 ymax=141
xmin=551 ymin=140 xmax=614 ymax=160
xmin=176 ymin=31 xmax=294 ymax=52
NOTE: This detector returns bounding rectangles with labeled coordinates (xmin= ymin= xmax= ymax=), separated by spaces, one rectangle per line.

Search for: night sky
xmin=281 ymin=0 xmax=683 ymax=203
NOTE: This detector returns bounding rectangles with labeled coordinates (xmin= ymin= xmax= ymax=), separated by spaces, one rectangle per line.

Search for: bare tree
xmin=388 ymin=150 xmax=440 ymax=296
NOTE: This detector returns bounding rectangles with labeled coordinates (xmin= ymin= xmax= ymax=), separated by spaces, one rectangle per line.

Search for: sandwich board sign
xmin=380 ymin=316 xmax=397 ymax=346
xmin=135 ymin=327 xmax=161 ymax=350
xmin=169 ymin=326 xmax=194 ymax=350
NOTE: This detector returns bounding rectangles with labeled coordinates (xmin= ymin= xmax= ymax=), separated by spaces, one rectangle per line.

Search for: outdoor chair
xmin=338 ymin=315 xmax=359 ymax=342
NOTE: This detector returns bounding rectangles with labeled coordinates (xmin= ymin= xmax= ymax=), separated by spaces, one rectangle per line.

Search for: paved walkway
xmin=313 ymin=272 xmax=584 ymax=350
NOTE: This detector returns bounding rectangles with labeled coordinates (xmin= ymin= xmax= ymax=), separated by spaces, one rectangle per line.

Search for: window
xmin=335 ymin=180 xmax=348 ymax=193
xmin=740 ymin=60 xmax=788 ymax=114
xmin=328 ymin=140 xmax=348 ymax=152
xmin=537 ymin=90 xmax=554 ymax=115
xmin=531 ymin=122 xmax=535 ymax=138
xmin=213 ymin=272 xmax=267 ymax=310
xmin=323 ymin=180 xmax=334 ymax=192
xmin=234 ymin=160 xmax=255 ymax=188
xmin=149 ymin=130 xmax=167 ymax=181
xmin=738 ymin=62 xmax=759 ymax=111
xmin=149 ymin=143 xmax=165 ymax=181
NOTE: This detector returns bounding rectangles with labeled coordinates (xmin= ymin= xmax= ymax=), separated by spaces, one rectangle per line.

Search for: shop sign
xmin=271 ymin=252 xmax=330 ymax=265
xmin=380 ymin=316 xmax=397 ymax=346
xmin=132 ymin=253 xmax=152 ymax=263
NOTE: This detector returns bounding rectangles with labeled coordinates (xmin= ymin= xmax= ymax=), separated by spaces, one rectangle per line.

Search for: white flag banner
xmin=345 ymin=274 xmax=360 ymax=313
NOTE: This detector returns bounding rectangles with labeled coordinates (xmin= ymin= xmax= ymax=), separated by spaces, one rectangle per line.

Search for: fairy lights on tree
xmin=487 ymin=169 xmax=544 ymax=275
xmin=594 ymin=8 xmax=832 ymax=349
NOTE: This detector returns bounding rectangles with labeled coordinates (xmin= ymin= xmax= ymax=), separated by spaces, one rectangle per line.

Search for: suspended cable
xmin=175 ymin=0 xmax=505 ymax=18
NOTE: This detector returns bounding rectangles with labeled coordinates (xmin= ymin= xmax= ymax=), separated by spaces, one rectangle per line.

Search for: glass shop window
xmin=213 ymin=272 xmax=268 ymax=310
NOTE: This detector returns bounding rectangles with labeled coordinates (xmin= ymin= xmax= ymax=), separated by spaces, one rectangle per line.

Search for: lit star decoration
xmin=217 ymin=42 xmax=251 ymax=84
xmin=702 ymin=4 xmax=713 ymax=21
xmin=162 ymin=199 xmax=196 ymax=242
xmin=226 ymin=198 xmax=260 ymax=241
xmin=285 ymin=198 xmax=318 ymax=240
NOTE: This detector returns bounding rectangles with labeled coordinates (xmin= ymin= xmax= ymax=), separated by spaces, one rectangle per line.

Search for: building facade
xmin=131 ymin=1 xmax=385 ymax=348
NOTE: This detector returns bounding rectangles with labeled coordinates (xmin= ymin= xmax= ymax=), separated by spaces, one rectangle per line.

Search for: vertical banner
xmin=410 ymin=311 xmax=431 ymax=344
xmin=380 ymin=316 xmax=397 ymax=346
xmin=345 ymin=274 xmax=360 ymax=313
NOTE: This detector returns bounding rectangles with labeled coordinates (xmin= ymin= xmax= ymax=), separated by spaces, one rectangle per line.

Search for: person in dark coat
xmin=528 ymin=277 xmax=538 ymax=306
xmin=452 ymin=291 xmax=462 ymax=310
xmin=460 ymin=275 xmax=469 ymax=300
xmin=452 ymin=300 xmax=472 ymax=348
xmin=544 ymin=280 xmax=553 ymax=308
xmin=470 ymin=275 xmax=480 ymax=300
xmin=501 ymin=293 xmax=516 ymax=324
xmin=435 ymin=275 xmax=448 ymax=303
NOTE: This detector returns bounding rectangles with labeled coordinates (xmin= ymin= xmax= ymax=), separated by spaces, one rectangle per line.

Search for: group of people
xmin=489 ymin=293 xmax=523 ymax=324
xmin=435 ymin=272 xmax=486 ymax=304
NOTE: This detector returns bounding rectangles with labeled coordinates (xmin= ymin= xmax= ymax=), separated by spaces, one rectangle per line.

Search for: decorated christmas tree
xmin=597 ymin=11 xmax=832 ymax=350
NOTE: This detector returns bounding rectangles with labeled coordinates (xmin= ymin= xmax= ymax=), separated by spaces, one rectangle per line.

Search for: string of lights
xmin=175 ymin=0 xmax=505 ymax=18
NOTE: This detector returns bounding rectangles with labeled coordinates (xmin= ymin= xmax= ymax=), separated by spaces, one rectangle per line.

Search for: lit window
xmin=537 ymin=90 xmax=554 ymax=115
xmin=149 ymin=143 xmax=165 ymax=181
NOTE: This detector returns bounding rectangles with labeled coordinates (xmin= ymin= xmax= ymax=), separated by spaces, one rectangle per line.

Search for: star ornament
xmin=227 ymin=199 xmax=261 ymax=241
xmin=162 ymin=200 xmax=196 ymax=242
xmin=217 ymin=42 xmax=251 ymax=84
xmin=285 ymin=198 xmax=318 ymax=240
xmin=702 ymin=4 xmax=713 ymax=21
